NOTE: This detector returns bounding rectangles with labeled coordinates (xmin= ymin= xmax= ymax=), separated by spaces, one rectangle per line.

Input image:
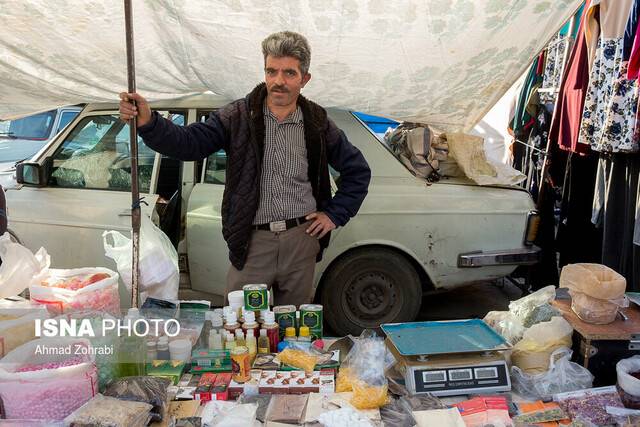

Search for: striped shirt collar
xmin=263 ymin=102 xmax=304 ymax=124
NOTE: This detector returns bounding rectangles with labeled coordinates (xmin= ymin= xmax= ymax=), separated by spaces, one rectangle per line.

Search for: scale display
xmin=412 ymin=363 xmax=510 ymax=396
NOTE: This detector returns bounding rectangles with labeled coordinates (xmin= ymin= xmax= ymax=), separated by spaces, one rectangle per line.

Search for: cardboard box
xmin=194 ymin=373 xmax=218 ymax=401
xmin=258 ymin=370 xmax=278 ymax=394
xmin=212 ymin=372 xmax=232 ymax=401
xmin=319 ymin=369 xmax=335 ymax=394
xmin=289 ymin=371 xmax=320 ymax=394
xmin=273 ymin=371 xmax=291 ymax=394
xmin=191 ymin=349 xmax=231 ymax=372
xmin=145 ymin=360 xmax=187 ymax=385
xmin=228 ymin=378 xmax=245 ymax=399
xmin=252 ymin=353 xmax=281 ymax=370
xmin=177 ymin=374 xmax=193 ymax=387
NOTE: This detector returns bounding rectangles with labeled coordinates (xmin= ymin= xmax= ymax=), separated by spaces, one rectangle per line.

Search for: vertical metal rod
xmin=124 ymin=0 xmax=141 ymax=308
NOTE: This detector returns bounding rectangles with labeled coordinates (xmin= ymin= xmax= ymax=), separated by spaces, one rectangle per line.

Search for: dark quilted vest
xmin=215 ymin=83 xmax=332 ymax=270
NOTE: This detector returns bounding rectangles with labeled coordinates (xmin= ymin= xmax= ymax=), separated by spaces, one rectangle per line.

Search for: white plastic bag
xmin=0 ymin=233 xmax=49 ymax=298
xmin=511 ymin=348 xmax=594 ymax=400
xmin=29 ymin=268 xmax=120 ymax=315
xmin=0 ymin=299 xmax=49 ymax=357
xmin=509 ymin=285 xmax=559 ymax=327
xmin=0 ymin=337 xmax=98 ymax=420
xmin=103 ymin=215 xmax=178 ymax=303
xmin=483 ymin=310 xmax=525 ymax=345
xmin=617 ymin=356 xmax=640 ymax=409
xmin=511 ymin=317 xmax=573 ymax=374
xmin=201 ymin=400 xmax=259 ymax=427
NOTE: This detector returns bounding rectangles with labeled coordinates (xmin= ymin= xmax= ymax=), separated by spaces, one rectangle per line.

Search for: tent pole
xmin=124 ymin=0 xmax=141 ymax=308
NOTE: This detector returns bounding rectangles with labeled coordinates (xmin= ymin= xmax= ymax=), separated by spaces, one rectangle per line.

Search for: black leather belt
xmin=253 ymin=216 xmax=308 ymax=232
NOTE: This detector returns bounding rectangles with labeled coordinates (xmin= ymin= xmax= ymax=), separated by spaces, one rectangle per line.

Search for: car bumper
xmin=457 ymin=246 xmax=541 ymax=268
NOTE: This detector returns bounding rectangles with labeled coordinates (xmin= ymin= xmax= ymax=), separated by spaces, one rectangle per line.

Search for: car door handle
xmin=119 ymin=210 xmax=132 ymax=217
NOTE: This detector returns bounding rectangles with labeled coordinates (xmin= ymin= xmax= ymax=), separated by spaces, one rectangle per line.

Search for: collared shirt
xmin=253 ymin=103 xmax=317 ymax=225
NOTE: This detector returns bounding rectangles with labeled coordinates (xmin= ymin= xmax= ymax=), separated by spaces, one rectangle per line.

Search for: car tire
xmin=321 ymin=247 xmax=422 ymax=336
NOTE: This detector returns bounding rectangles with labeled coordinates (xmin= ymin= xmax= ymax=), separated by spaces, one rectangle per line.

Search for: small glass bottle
xmin=157 ymin=336 xmax=170 ymax=360
xmin=258 ymin=329 xmax=270 ymax=354
xmin=146 ymin=339 xmax=157 ymax=362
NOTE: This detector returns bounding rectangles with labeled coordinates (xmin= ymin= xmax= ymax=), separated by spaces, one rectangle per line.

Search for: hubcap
xmin=344 ymin=271 xmax=398 ymax=321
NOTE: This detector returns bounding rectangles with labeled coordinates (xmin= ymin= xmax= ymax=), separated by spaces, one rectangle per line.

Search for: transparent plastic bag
xmin=0 ymin=337 xmax=98 ymax=420
xmin=484 ymin=310 xmax=525 ymax=344
xmin=569 ymin=289 xmax=629 ymax=325
xmin=0 ymin=233 xmax=49 ymax=298
xmin=560 ymin=263 xmax=626 ymax=300
xmin=63 ymin=394 xmax=152 ymax=427
xmin=617 ymin=356 xmax=640 ymax=409
xmin=554 ymin=386 xmax=626 ymax=426
xmin=0 ymin=299 xmax=48 ymax=357
xmin=349 ymin=332 xmax=390 ymax=409
xmin=511 ymin=316 xmax=573 ymax=374
xmin=103 ymin=376 xmax=171 ymax=423
xmin=511 ymin=348 xmax=594 ymax=400
xmin=29 ymin=268 xmax=120 ymax=316
xmin=509 ymin=285 xmax=557 ymax=323
xmin=103 ymin=215 xmax=179 ymax=303
xmin=201 ymin=400 xmax=258 ymax=427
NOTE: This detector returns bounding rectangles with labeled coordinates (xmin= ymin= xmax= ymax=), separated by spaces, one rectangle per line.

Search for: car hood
xmin=0 ymin=137 xmax=47 ymax=165
xmin=0 ymin=0 xmax=581 ymax=130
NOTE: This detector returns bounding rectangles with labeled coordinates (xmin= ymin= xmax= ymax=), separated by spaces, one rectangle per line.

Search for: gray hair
xmin=261 ymin=31 xmax=311 ymax=75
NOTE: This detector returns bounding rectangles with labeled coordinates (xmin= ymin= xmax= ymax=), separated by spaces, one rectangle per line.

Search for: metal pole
xmin=124 ymin=0 xmax=141 ymax=308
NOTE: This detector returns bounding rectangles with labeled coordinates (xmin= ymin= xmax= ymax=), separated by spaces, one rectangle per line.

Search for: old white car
xmin=7 ymin=94 xmax=539 ymax=335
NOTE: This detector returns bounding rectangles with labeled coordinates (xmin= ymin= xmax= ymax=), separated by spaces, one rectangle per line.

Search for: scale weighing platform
xmin=382 ymin=319 xmax=512 ymax=396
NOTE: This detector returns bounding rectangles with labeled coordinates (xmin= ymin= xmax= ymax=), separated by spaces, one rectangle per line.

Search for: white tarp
xmin=0 ymin=0 xmax=580 ymax=130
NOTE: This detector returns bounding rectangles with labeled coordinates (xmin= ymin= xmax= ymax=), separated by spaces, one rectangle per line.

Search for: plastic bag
xmin=0 ymin=337 xmax=98 ymax=420
xmin=29 ymin=268 xmax=120 ymax=316
xmin=511 ymin=316 xmax=573 ymax=374
xmin=278 ymin=348 xmax=318 ymax=372
xmin=103 ymin=215 xmax=179 ymax=303
xmin=569 ymin=289 xmax=629 ymax=325
xmin=0 ymin=298 xmax=49 ymax=357
xmin=349 ymin=334 xmax=390 ymax=409
xmin=509 ymin=286 xmax=556 ymax=321
xmin=103 ymin=376 xmax=172 ymax=423
xmin=617 ymin=356 xmax=640 ymax=409
xmin=317 ymin=406 xmax=376 ymax=427
xmin=266 ymin=394 xmax=309 ymax=424
xmin=554 ymin=386 xmax=626 ymax=426
xmin=201 ymin=400 xmax=258 ymax=427
xmin=237 ymin=394 xmax=272 ymax=423
xmin=511 ymin=348 xmax=594 ymax=400
xmin=484 ymin=310 xmax=526 ymax=345
xmin=63 ymin=394 xmax=152 ymax=427
xmin=413 ymin=408 xmax=467 ymax=427
xmin=560 ymin=263 xmax=626 ymax=300
xmin=0 ymin=233 xmax=49 ymax=298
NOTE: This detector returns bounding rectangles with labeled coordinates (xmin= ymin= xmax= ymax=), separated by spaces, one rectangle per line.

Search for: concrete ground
xmin=417 ymin=279 xmax=524 ymax=321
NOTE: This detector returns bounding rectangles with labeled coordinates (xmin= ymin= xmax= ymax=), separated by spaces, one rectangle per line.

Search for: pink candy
xmin=0 ymin=365 xmax=98 ymax=420
xmin=16 ymin=355 xmax=87 ymax=373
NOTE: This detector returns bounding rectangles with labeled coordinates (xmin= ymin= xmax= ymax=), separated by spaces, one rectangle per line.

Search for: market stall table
xmin=552 ymin=296 xmax=640 ymax=386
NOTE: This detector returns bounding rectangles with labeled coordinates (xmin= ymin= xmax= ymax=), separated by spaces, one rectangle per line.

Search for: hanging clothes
xmin=600 ymin=0 xmax=640 ymax=153
xmin=579 ymin=0 xmax=637 ymax=153
xmin=549 ymin=0 xmax=592 ymax=154
xmin=556 ymin=152 xmax=603 ymax=267
xmin=592 ymin=153 xmax=640 ymax=290
xmin=628 ymin=19 xmax=640 ymax=77
xmin=511 ymin=53 xmax=545 ymax=136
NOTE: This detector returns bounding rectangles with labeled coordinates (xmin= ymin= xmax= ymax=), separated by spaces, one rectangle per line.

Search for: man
xmin=119 ymin=31 xmax=371 ymax=306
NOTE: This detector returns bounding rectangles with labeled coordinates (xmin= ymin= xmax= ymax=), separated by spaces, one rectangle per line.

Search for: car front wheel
xmin=321 ymin=247 xmax=422 ymax=336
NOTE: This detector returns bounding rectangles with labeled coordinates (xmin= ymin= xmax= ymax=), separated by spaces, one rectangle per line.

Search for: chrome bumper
xmin=458 ymin=246 xmax=541 ymax=268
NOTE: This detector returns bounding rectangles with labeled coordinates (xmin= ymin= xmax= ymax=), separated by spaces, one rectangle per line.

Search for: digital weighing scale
xmin=382 ymin=319 xmax=512 ymax=396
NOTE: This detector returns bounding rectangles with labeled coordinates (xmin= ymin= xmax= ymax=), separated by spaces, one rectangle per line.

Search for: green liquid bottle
xmin=116 ymin=308 xmax=146 ymax=377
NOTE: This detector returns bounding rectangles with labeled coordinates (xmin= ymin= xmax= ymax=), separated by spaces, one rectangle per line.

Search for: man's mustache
xmin=271 ymin=85 xmax=289 ymax=93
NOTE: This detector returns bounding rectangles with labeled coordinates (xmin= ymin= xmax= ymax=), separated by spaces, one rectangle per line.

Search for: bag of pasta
xmin=348 ymin=331 xmax=391 ymax=410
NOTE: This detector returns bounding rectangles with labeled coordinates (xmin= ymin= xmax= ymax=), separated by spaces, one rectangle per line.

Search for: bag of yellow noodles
xmin=336 ymin=330 xmax=392 ymax=409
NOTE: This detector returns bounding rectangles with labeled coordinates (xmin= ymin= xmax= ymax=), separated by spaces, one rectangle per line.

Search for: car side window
xmin=49 ymin=111 xmax=183 ymax=192
xmin=197 ymin=110 xmax=227 ymax=186
xmin=56 ymin=111 xmax=79 ymax=134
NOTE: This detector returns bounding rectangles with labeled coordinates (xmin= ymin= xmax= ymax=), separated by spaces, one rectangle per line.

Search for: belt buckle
xmin=269 ymin=220 xmax=287 ymax=232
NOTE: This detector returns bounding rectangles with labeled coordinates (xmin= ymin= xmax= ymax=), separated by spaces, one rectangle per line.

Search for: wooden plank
xmin=552 ymin=298 xmax=640 ymax=341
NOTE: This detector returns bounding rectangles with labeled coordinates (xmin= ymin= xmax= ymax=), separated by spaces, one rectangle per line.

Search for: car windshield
xmin=0 ymin=110 xmax=56 ymax=140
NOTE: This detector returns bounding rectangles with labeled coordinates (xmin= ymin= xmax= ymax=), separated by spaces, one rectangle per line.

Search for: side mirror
xmin=16 ymin=158 xmax=51 ymax=187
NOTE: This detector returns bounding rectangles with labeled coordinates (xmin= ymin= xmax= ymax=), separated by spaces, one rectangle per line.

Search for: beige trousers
xmin=226 ymin=222 xmax=320 ymax=306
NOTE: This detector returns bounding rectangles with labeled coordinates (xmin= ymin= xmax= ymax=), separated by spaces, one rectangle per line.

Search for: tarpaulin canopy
xmin=0 ymin=0 xmax=581 ymax=130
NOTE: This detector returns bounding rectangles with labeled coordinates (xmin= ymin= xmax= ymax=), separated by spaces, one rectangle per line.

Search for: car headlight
xmin=524 ymin=210 xmax=540 ymax=246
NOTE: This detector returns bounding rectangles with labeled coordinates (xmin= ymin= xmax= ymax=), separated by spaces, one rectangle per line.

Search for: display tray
xmin=381 ymin=319 xmax=510 ymax=356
